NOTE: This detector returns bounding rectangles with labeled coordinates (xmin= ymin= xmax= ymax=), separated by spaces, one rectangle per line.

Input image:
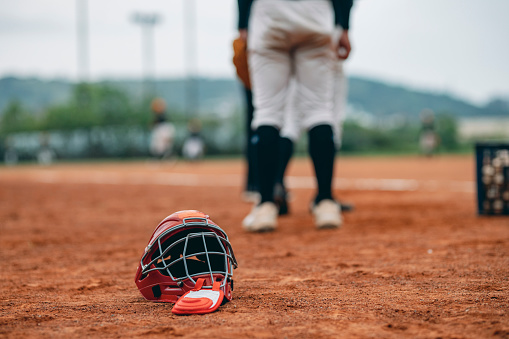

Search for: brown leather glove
xmin=232 ymin=37 xmax=251 ymax=90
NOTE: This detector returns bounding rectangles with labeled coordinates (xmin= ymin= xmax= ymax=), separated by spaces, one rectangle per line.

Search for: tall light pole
xmin=76 ymin=0 xmax=89 ymax=83
xmin=131 ymin=12 xmax=161 ymax=100
xmin=184 ymin=0 xmax=198 ymax=118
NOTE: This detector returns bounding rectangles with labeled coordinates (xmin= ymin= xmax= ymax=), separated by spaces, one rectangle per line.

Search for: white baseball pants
xmin=248 ymin=0 xmax=336 ymax=131
xmin=281 ymin=59 xmax=348 ymax=147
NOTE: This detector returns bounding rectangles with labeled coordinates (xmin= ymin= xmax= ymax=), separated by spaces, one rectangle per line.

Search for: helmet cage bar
xmin=201 ymin=232 xmax=215 ymax=284
xmin=209 ymin=228 xmax=231 ymax=286
xmin=183 ymin=232 xmax=216 ymax=285
xmin=140 ymin=218 xmax=237 ymax=290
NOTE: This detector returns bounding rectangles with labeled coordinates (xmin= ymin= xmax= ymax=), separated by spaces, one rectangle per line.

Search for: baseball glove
xmin=232 ymin=37 xmax=251 ymax=89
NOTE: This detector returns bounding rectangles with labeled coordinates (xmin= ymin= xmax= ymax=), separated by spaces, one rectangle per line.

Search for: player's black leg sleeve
xmin=256 ymin=125 xmax=280 ymax=204
xmin=244 ymin=88 xmax=258 ymax=192
xmin=247 ymin=133 xmax=259 ymax=192
xmin=308 ymin=124 xmax=336 ymax=204
xmin=275 ymin=136 xmax=294 ymax=186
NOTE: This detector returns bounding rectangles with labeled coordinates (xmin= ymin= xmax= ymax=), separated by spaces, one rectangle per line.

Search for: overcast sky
xmin=1 ymin=0 xmax=508 ymax=105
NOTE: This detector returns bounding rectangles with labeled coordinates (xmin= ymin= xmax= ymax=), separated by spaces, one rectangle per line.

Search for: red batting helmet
xmin=134 ymin=210 xmax=238 ymax=303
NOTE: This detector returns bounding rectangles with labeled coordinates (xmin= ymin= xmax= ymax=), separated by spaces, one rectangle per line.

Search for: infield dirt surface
xmin=1 ymin=154 xmax=508 ymax=338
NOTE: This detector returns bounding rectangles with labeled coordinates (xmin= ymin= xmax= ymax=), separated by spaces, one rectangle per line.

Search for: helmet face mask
xmin=135 ymin=211 xmax=237 ymax=304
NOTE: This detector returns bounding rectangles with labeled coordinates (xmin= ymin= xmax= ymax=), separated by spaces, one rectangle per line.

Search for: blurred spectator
xmin=419 ymin=109 xmax=438 ymax=157
xmin=3 ymin=136 xmax=18 ymax=166
xmin=37 ymin=132 xmax=56 ymax=165
xmin=149 ymin=98 xmax=175 ymax=160
xmin=182 ymin=118 xmax=205 ymax=161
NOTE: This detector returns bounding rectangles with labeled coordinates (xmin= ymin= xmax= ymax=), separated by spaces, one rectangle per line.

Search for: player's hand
xmin=337 ymin=30 xmax=351 ymax=60
xmin=239 ymin=29 xmax=248 ymax=42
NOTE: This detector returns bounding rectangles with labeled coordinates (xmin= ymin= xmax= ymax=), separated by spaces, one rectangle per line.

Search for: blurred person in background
xmin=182 ymin=118 xmax=205 ymax=161
xmin=237 ymin=0 xmax=353 ymax=232
xmin=419 ymin=109 xmax=438 ymax=157
xmin=3 ymin=136 xmax=18 ymax=166
xmin=37 ymin=132 xmax=56 ymax=166
xmin=149 ymin=97 xmax=176 ymax=160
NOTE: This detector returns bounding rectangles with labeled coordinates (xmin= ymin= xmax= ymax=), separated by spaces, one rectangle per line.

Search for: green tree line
xmin=1 ymin=83 xmax=462 ymax=156
xmin=339 ymin=113 xmax=460 ymax=154
xmin=1 ymin=83 xmax=156 ymax=134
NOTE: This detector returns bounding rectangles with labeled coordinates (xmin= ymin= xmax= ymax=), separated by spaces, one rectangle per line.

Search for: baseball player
xmin=233 ymin=29 xmax=353 ymax=216
xmin=275 ymin=57 xmax=352 ymax=215
xmin=238 ymin=0 xmax=353 ymax=232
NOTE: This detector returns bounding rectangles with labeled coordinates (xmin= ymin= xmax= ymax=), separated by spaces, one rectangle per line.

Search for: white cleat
xmin=242 ymin=202 xmax=278 ymax=232
xmin=312 ymin=199 xmax=343 ymax=229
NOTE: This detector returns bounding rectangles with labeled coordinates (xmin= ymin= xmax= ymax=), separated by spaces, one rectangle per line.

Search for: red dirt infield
xmin=0 ymin=155 xmax=507 ymax=338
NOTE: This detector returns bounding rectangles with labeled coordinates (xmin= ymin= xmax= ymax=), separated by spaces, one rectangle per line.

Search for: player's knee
xmin=308 ymin=124 xmax=334 ymax=146
xmin=256 ymin=126 xmax=279 ymax=147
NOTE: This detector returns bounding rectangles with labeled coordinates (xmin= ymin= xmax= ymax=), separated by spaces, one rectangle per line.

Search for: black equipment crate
xmin=475 ymin=142 xmax=509 ymax=215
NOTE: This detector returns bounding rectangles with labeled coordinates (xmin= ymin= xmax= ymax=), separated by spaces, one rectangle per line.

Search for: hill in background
xmin=1 ymin=76 xmax=508 ymax=122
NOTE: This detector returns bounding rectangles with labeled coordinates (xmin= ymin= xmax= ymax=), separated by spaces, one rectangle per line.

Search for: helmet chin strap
xmin=171 ymin=278 xmax=224 ymax=315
